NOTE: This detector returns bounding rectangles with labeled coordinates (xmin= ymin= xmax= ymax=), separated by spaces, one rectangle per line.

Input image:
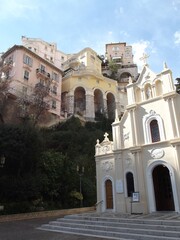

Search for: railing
xmin=1 ymin=60 xmax=13 ymax=72
xmin=95 ymin=200 xmax=103 ymax=207
xmin=36 ymin=68 xmax=50 ymax=79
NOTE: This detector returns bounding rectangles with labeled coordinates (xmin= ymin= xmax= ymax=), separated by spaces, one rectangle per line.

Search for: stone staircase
xmin=38 ymin=212 xmax=180 ymax=239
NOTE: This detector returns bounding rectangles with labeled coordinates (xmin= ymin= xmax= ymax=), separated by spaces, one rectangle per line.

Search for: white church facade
xmin=95 ymin=62 xmax=180 ymax=214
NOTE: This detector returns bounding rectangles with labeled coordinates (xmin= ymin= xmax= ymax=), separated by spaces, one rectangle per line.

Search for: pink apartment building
xmin=0 ymin=45 xmax=63 ymax=126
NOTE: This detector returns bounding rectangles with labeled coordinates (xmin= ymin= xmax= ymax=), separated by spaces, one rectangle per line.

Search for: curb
xmin=0 ymin=206 xmax=95 ymax=222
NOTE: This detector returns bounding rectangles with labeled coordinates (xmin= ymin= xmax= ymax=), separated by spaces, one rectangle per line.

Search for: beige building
xmin=0 ymin=45 xmax=63 ymax=126
xmin=95 ymin=61 xmax=180 ymax=214
xmin=61 ymin=47 xmax=127 ymax=121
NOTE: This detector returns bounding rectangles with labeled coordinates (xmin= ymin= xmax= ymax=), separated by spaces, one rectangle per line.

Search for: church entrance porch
xmin=152 ymin=165 xmax=175 ymax=211
xmin=147 ymin=160 xmax=179 ymax=213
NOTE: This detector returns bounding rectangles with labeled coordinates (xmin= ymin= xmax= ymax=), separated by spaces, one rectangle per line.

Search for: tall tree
xmin=0 ymin=73 xmax=11 ymax=123
xmin=17 ymin=80 xmax=52 ymax=125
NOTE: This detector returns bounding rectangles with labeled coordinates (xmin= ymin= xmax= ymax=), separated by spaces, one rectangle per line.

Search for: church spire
xmin=163 ymin=62 xmax=168 ymax=70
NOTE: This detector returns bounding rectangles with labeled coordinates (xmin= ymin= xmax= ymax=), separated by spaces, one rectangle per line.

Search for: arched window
xmin=143 ymin=110 xmax=165 ymax=144
xmin=150 ymin=120 xmax=160 ymax=142
xmin=155 ymin=80 xmax=163 ymax=96
xmin=126 ymin=172 xmax=135 ymax=197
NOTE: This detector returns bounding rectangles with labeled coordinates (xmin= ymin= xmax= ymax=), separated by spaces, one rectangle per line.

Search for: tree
xmin=108 ymin=60 xmax=119 ymax=79
xmin=32 ymin=82 xmax=52 ymax=125
xmin=0 ymin=75 xmax=11 ymax=123
xmin=175 ymin=78 xmax=180 ymax=94
xmin=17 ymin=81 xmax=51 ymax=125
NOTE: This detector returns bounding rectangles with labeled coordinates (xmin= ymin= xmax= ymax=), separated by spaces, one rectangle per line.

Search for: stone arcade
xmin=95 ymin=62 xmax=180 ymax=214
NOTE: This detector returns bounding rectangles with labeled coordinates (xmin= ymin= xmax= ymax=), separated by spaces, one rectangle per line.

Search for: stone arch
xmin=155 ymin=80 xmax=163 ymax=96
xmin=102 ymin=175 xmax=115 ymax=212
xmin=144 ymin=83 xmax=152 ymax=100
xmin=94 ymin=89 xmax=104 ymax=120
xmin=125 ymin=171 xmax=135 ymax=197
xmin=74 ymin=87 xmax=86 ymax=116
xmin=61 ymin=91 xmax=68 ymax=114
xmin=143 ymin=110 xmax=165 ymax=144
xmin=135 ymin=87 xmax=141 ymax=103
xmin=106 ymin=92 xmax=115 ymax=120
xmin=119 ymin=72 xmax=132 ymax=83
xmin=147 ymin=160 xmax=179 ymax=213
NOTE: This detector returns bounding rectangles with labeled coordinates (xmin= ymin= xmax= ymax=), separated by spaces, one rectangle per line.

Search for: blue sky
xmin=0 ymin=0 xmax=180 ymax=79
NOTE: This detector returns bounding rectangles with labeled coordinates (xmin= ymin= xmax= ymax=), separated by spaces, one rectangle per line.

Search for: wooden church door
xmin=105 ymin=179 xmax=113 ymax=209
xmin=153 ymin=165 xmax=175 ymax=211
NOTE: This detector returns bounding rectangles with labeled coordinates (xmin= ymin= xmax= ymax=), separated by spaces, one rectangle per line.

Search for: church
xmin=95 ymin=59 xmax=180 ymax=214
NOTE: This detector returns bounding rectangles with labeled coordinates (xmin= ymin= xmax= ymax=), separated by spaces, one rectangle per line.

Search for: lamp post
xmin=0 ymin=155 xmax=5 ymax=168
xmin=0 ymin=155 xmax=5 ymax=211
xmin=77 ymin=165 xmax=84 ymax=207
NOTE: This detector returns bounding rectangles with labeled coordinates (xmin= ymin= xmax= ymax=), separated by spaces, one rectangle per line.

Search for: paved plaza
xmin=0 ymin=216 xmax=105 ymax=240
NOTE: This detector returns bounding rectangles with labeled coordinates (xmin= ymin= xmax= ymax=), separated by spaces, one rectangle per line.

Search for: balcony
xmin=1 ymin=60 xmax=13 ymax=72
xmin=36 ymin=68 xmax=50 ymax=79
xmin=68 ymin=57 xmax=80 ymax=68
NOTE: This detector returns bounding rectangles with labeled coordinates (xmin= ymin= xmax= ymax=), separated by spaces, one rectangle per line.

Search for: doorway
xmin=152 ymin=165 xmax=175 ymax=211
xmin=105 ymin=179 xmax=113 ymax=209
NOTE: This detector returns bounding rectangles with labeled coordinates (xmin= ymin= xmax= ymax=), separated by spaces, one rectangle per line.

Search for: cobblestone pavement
xmin=0 ymin=217 xmax=106 ymax=240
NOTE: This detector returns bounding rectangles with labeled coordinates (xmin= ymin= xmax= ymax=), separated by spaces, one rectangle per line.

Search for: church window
xmin=126 ymin=172 xmax=135 ymax=197
xmin=143 ymin=110 xmax=165 ymax=144
xmin=150 ymin=120 xmax=160 ymax=142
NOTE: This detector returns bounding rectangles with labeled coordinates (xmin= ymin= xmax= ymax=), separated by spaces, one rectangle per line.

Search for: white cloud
xmin=174 ymin=31 xmax=180 ymax=45
xmin=131 ymin=40 xmax=151 ymax=70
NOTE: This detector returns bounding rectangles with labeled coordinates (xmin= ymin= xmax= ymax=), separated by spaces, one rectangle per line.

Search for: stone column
xmin=141 ymin=89 xmax=145 ymax=101
xmin=129 ymin=108 xmax=136 ymax=146
xmin=67 ymin=94 xmax=74 ymax=116
xmin=85 ymin=93 xmax=94 ymax=120
xmin=103 ymin=96 xmax=108 ymax=117
xmin=166 ymin=97 xmax=178 ymax=138
xmin=131 ymin=149 xmax=148 ymax=214
xmin=152 ymin=85 xmax=156 ymax=97
xmin=171 ymin=97 xmax=180 ymax=137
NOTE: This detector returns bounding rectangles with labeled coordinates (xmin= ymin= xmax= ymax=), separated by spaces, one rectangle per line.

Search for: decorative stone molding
xmin=143 ymin=110 xmax=165 ymax=144
xmin=126 ymin=158 xmax=132 ymax=166
xmin=95 ymin=133 xmax=114 ymax=156
xmin=103 ymin=161 xmax=113 ymax=172
xmin=124 ymin=132 xmax=130 ymax=141
xmin=150 ymin=148 xmax=165 ymax=159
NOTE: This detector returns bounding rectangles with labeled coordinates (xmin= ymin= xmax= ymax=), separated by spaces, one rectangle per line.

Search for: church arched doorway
xmin=152 ymin=165 xmax=175 ymax=211
xmin=105 ymin=179 xmax=113 ymax=209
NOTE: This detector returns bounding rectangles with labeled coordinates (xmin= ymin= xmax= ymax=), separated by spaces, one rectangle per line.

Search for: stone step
xmin=38 ymin=213 xmax=180 ymax=240
xmin=54 ymin=218 xmax=180 ymax=232
xmin=64 ymin=214 xmax=180 ymax=226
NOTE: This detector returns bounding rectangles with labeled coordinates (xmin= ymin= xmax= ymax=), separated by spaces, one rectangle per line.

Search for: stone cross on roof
xmin=104 ymin=132 xmax=109 ymax=141
xmin=140 ymin=52 xmax=149 ymax=65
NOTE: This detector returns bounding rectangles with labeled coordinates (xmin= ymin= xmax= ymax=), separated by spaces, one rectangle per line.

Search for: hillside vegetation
xmin=0 ymin=116 xmax=112 ymax=214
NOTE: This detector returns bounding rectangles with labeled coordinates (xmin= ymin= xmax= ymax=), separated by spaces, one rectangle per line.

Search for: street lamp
xmin=77 ymin=165 xmax=84 ymax=207
xmin=0 ymin=155 xmax=5 ymax=168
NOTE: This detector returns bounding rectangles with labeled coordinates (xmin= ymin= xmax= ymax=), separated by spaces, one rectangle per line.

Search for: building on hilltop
xmin=95 ymin=60 xmax=180 ymax=214
xmin=21 ymin=36 xmax=69 ymax=70
xmin=61 ymin=47 xmax=127 ymax=121
xmin=102 ymin=42 xmax=139 ymax=86
xmin=0 ymin=37 xmax=140 ymax=125
xmin=0 ymin=45 xmax=63 ymax=126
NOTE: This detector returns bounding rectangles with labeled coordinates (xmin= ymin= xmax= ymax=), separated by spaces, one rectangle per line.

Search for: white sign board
xmin=116 ymin=179 xmax=123 ymax=193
